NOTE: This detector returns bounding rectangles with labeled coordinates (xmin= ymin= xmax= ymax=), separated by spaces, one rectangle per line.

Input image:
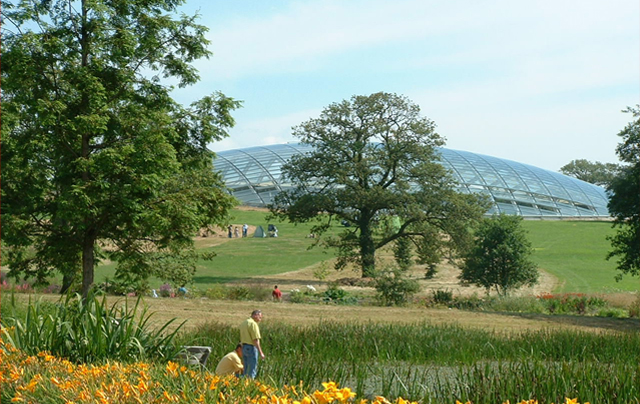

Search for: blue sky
xmin=172 ymin=0 xmax=639 ymax=172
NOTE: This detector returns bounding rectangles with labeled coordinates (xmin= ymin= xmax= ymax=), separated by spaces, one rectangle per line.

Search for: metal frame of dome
xmin=213 ymin=143 xmax=610 ymax=218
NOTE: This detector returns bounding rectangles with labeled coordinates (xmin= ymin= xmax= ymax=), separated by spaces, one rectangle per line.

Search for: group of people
xmin=227 ymin=224 xmax=250 ymax=238
xmin=215 ymin=309 xmax=265 ymax=378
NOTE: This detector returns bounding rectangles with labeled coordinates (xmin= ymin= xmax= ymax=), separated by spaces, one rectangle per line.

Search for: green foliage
xmin=425 ymin=292 xmax=621 ymax=317
xmin=312 ymin=261 xmax=332 ymax=281
xmin=629 ymin=294 xmax=640 ymax=318
xmin=596 ymin=307 xmax=628 ymax=318
xmin=269 ymin=92 xmax=489 ymax=278
xmin=538 ymin=293 xmax=607 ymax=315
xmin=0 ymin=293 xmax=184 ymax=363
xmin=392 ymin=236 xmax=413 ymax=271
xmin=483 ymin=295 xmax=546 ymax=314
xmin=323 ymin=284 xmax=348 ymax=301
xmin=375 ymin=268 xmax=421 ymax=306
xmin=227 ymin=286 xmax=251 ymax=300
xmin=97 ymin=276 xmax=148 ymax=296
xmin=460 ymin=214 xmax=539 ymax=295
xmin=430 ymin=288 xmax=454 ymax=306
xmin=199 ymin=284 xmax=271 ymax=301
xmin=319 ymin=284 xmax=358 ymax=305
xmin=0 ymin=0 xmax=240 ymax=298
xmin=559 ymin=159 xmax=621 ymax=187
xmin=606 ymin=106 xmax=640 ymax=280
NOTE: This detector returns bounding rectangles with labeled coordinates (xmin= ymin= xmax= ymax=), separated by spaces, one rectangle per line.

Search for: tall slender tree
xmin=1 ymin=0 xmax=240 ymax=297
xmin=606 ymin=106 xmax=640 ymax=279
xmin=269 ymin=92 xmax=489 ymax=277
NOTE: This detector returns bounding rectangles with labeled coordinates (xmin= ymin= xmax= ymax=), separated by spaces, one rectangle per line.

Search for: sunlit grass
xmin=523 ymin=221 xmax=638 ymax=293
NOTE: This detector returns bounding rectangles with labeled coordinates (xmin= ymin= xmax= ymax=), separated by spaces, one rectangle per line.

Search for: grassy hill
xmin=93 ymin=210 xmax=638 ymax=294
xmin=523 ymin=220 xmax=638 ymax=293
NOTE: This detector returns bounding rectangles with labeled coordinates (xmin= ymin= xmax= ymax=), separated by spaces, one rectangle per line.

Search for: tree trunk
xmin=60 ymin=272 xmax=75 ymax=294
xmin=81 ymin=229 xmax=96 ymax=299
xmin=359 ymin=221 xmax=376 ymax=278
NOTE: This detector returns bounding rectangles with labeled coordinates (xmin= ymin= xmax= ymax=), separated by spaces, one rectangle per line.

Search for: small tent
xmin=253 ymin=225 xmax=266 ymax=238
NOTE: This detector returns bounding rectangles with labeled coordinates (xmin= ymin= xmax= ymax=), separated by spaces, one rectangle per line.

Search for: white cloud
xmin=200 ymin=0 xmax=638 ymax=82
xmin=197 ymin=0 xmax=638 ymax=172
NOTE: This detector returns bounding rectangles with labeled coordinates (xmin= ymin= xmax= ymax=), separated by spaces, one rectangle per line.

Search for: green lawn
xmin=95 ymin=209 xmax=334 ymax=288
xmin=523 ymin=220 xmax=639 ymax=293
xmin=90 ymin=212 xmax=638 ymax=293
xmin=191 ymin=209 xmax=334 ymax=283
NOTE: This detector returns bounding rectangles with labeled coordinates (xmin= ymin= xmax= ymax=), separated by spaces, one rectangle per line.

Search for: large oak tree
xmin=1 ymin=0 xmax=240 ymax=297
xmin=269 ymin=92 xmax=489 ymax=277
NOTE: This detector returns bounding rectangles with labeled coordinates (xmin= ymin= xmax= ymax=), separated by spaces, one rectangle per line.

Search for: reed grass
xmin=182 ymin=320 xmax=640 ymax=403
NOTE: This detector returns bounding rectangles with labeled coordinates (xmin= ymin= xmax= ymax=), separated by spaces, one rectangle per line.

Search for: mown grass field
xmin=523 ymin=220 xmax=638 ymax=293
xmin=93 ymin=210 xmax=639 ymax=294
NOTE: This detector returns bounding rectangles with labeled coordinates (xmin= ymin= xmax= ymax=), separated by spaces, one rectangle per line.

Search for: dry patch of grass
xmin=12 ymin=292 xmax=638 ymax=334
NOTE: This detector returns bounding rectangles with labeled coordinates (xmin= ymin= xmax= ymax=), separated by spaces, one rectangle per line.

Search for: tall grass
xmin=182 ymin=321 xmax=640 ymax=403
xmin=1 ymin=292 xmax=184 ymax=363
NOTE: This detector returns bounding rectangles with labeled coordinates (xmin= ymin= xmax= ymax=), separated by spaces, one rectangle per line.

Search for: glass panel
xmin=216 ymin=144 xmax=611 ymax=218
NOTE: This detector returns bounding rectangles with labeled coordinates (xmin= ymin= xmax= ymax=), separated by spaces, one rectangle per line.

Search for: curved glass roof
xmin=213 ymin=143 xmax=610 ymax=218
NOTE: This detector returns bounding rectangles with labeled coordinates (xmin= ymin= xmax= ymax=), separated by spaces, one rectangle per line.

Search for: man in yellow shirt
xmin=215 ymin=343 xmax=243 ymax=376
xmin=239 ymin=309 xmax=264 ymax=378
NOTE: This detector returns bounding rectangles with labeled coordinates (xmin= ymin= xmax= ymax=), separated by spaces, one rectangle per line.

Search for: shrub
xmin=538 ymin=293 xmax=607 ymax=315
xmin=431 ymin=289 xmax=454 ymax=306
xmin=597 ymin=307 xmax=628 ymax=318
xmin=324 ymin=285 xmax=347 ymax=301
xmin=312 ymin=261 xmax=332 ymax=281
xmin=451 ymin=294 xmax=487 ymax=310
xmin=375 ymin=269 xmax=420 ymax=306
xmin=245 ymin=284 xmax=273 ymax=301
xmin=322 ymin=285 xmax=358 ymax=305
xmin=460 ymin=214 xmax=538 ymax=295
xmin=629 ymin=293 xmax=640 ymax=318
xmin=486 ymin=295 xmax=546 ymax=313
xmin=227 ymin=286 xmax=251 ymax=300
xmin=289 ymin=289 xmax=312 ymax=304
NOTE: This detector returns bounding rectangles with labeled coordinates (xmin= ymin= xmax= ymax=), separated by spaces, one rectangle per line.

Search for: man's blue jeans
xmin=242 ymin=343 xmax=258 ymax=378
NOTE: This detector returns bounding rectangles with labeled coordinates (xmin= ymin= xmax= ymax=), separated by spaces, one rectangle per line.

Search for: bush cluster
xmin=537 ymin=293 xmax=607 ymax=315
xmin=425 ymin=290 xmax=632 ymax=318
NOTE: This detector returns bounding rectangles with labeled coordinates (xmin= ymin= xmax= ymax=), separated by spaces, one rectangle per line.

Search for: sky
xmin=171 ymin=0 xmax=640 ymax=172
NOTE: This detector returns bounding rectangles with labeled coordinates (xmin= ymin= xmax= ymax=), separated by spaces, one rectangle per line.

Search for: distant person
xmin=234 ymin=226 xmax=239 ymax=238
xmin=239 ymin=310 xmax=265 ymax=379
xmin=227 ymin=225 xmax=233 ymax=238
xmin=242 ymin=223 xmax=248 ymax=237
xmin=272 ymin=285 xmax=282 ymax=302
xmin=215 ymin=343 xmax=244 ymax=376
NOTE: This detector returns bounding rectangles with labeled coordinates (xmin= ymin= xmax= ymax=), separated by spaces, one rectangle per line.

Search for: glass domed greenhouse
xmin=213 ymin=143 xmax=610 ymax=218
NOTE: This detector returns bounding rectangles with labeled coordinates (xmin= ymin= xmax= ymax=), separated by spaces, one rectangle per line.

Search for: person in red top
xmin=272 ymin=285 xmax=282 ymax=301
